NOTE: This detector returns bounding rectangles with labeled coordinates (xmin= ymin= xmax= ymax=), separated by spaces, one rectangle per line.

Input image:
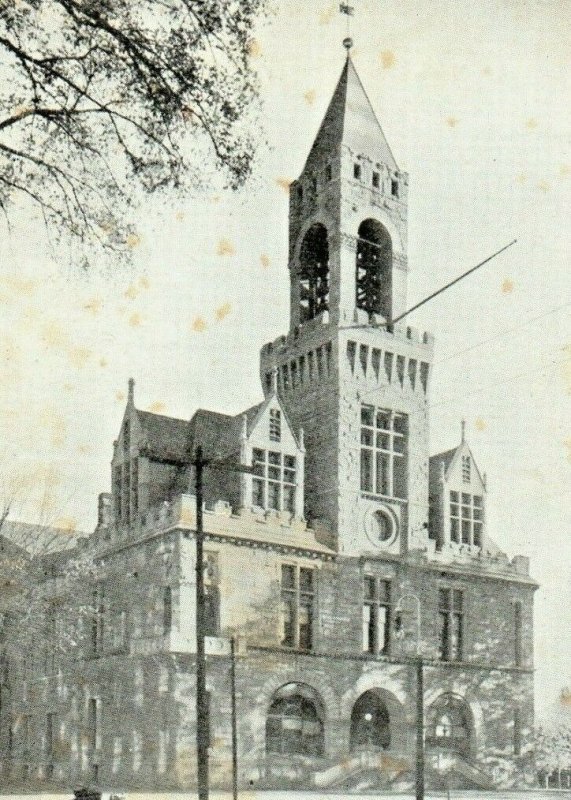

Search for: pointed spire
xmin=303 ymin=56 xmax=398 ymax=175
xmin=461 ymin=419 xmax=466 ymax=444
xmin=128 ymin=377 xmax=135 ymax=405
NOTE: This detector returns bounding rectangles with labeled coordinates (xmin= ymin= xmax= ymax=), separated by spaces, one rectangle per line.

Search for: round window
xmin=364 ymin=506 xmax=397 ymax=547
xmin=374 ymin=510 xmax=392 ymax=542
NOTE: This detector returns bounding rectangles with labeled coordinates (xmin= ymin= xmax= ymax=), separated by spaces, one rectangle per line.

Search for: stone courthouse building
xmin=0 ymin=54 xmax=537 ymax=792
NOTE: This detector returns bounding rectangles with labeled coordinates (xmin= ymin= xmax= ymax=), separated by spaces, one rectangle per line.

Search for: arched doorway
xmin=266 ymin=682 xmax=324 ymax=756
xmin=299 ymin=223 xmax=330 ymax=322
xmin=350 ymin=690 xmax=391 ymax=751
xmin=355 ymin=219 xmax=392 ymax=320
xmin=427 ymin=694 xmax=473 ymax=757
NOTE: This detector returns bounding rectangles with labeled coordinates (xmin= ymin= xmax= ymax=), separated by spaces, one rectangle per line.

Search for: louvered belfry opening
xmin=356 ymin=218 xmax=392 ymax=320
xmin=299 ymin=223 xmax=330 ymax=322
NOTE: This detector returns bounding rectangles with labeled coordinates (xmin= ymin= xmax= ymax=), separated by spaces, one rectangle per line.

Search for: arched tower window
xmin=356 ymin=219 xmax=392 ymax=320
xmin=266 ymin=683 xmax=324 ymax=756
xmin=427 ymin=694 xmax=472 ymax=757
xmin=350 ymin=690 xmax=391 ymax=751
xmin=299 ymin=223 xmax=330 ymax=323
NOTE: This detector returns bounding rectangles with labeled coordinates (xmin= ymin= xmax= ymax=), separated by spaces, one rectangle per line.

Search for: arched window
xmin=427 ymin=694 xmax=472 ymax=757
xmin=299 ymin=224 xmax=330 ymax=323
xmin=266 ymin=683 xmax=324 ymax=756
xmin=350 ymin=690 xmax=391 ymax=751
xmin=356 ymin=219 xmax=392 ymax=320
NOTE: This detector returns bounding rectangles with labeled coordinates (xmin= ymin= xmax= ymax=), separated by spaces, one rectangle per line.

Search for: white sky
xmin=0 ymin=0 xmax=569 ymax=722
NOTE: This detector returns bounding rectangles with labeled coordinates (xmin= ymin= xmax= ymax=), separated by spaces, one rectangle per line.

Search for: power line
xmin=435 ymin=300 xmax=571 ymax=367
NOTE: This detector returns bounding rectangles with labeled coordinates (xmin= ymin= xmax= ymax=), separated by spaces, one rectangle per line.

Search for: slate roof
xmin=429 ymin=447 xmax=459 ymax=476
xmin=137 ymin=410 xmax=193 ymax=463
xmin=304 ymin=55 xmax=398 ymax=174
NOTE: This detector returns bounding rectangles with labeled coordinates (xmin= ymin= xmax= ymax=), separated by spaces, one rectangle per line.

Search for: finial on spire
xmin=128 ymin=377 xmax=135 ymax=404
xmin=339 ymin=3 xmax=355 ymax=53
xmin=461 ymin=419 xmax=466 ymax=443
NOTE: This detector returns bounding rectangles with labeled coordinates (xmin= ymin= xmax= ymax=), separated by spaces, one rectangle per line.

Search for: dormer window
xmin=269 ymin=409 xmax=281 ymax=442
xmin=462 ymin=455 xmax=471 ymax=483
xmin=450 ymin=491 xmax=483 ymax=547
xmin=353 ymin=163 xmax=362 ymax=180
xmin=252 ymin=449 xmax=296 ymax=513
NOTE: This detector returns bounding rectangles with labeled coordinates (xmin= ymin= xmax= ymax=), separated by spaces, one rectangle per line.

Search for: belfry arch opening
xmin=356 ymin=219 xmax=392 ymax=321
xmin=299 ymin=223 xmax=330 ymax=323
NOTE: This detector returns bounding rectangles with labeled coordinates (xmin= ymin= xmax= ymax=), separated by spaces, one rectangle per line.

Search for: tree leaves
xmin=0 ymin=0 xmax=268 ymax=266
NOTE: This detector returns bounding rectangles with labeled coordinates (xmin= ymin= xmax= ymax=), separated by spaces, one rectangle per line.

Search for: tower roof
xmin=304 ymin=55 xmax=398 ymax=173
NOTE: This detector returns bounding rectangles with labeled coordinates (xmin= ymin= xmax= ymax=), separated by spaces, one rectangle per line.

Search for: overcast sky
xmin=0 ymin=0 xmax=569 ymax=722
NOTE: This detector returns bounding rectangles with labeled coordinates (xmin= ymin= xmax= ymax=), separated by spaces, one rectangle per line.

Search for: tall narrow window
xmin=353 ymin=163 xmax=362 ymax=180
xmin=269 ymin=409 xmax=281 ymax=442
xmin=462 ymin=455 xmax=471 ymax=483
xmin=280 ymin=565 xmax=315 ymax=650
xmin=91 ymin=584 xmax=104 ymax=656
xmin=113 ymin=465 xmax=122 ymax=523
xmin=362 ymin=577 xmax=391 ymax=655
xmin=299 ymin=224 xmax=329 ymax=323
xmin=360 ymin=406 xmax=408 ymax=499
xmin=438 ymin=588 xmax=463 ymax=661
xmin=356 ymin=219 xmax=392 ymax=319
xmin=204 ymin=553 xmax=220 ymax=637
xmin=391 ymin=179 xmax=399 ymax=198
xmin=163 ymin=587 xmax=172 ymax=635
xmin=513 ymin=707 xmax=521 ymax=755
xmin=131 ymin=458 xmax=139 ymax=517
xmin=45 ymin=712 xmax=56 ymax=772
xmin=87 ymin=698 xmax=97 ymax=759
xmin=514 ymin=601 xmax=523 ymax=666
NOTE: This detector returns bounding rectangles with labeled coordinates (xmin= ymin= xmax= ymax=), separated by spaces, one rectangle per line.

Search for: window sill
xmin=361 ymin=492 xmax=408 ymax=505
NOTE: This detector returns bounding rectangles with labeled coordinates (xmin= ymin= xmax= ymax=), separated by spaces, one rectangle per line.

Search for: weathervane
xmin=339 ymin=3 xmax=355 ymax=51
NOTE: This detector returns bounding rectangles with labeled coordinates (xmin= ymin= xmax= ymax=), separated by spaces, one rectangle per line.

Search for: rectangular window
xmin=131 ymin=458 xmax=139 ymax=517
xmin=113 ymin=465 xmax=122 ymax=522
xmin=251 ymin=449 xmax=296 ymax=513
xmin=451 ymin=491 xmax=483 ymax=547
xmin=204 ymin=553 xmax=220 ymax=636
xmin=391 ymin=178 xmax=399 ymax=197
xmin=372 ymin=171 xmax=380 ymax=189
xmin=354 ymin=163 xmax=362 ymax=180
xmin=514 ymin=601 xmax=523 ymax=666
xmin=439 ymin=588 xmax=463 ymax=661
xmin=87 ymin=698 xmax=97 ymax=756
xmin=91 ymin=584 xmax=104 ymax=656
xmin=163 ymin=587 xmax=172 ymax=635
xmin=362 ymin=577 xmax=391 ymax=655
xmin=462 ymin=455 xmax=471 ymax=483
xmin=280 ymin=565 xmax=315 ymax=651
xmin=269 ymin=409 xmax=281 ymax=441
xmin=513 ymin=707 xmax=521 ymax=755
xmin=326 ymin=163 xmax=332 ymax=182
xmin=46 ymin=712 xmax=55 ymax=759
xmin=360 ymin=406 xmax=408 ymax=499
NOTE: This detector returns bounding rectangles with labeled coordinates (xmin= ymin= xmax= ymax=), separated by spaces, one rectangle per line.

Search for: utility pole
xmin=415 ymin=656 xmax=425 ymax=800
xmin=195 ymin=446 xmax=209 ymax=800
xmin=192 ymin=447 xmax=256 ymax=800
xmin=230 ymin=636 xmax=238 ymax=800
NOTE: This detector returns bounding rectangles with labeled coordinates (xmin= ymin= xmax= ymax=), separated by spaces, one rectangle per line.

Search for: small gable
xmin=246 ymin=395 xmax=300 ymax=452
xmin=445 ymin=442 xmax=485 ymax=495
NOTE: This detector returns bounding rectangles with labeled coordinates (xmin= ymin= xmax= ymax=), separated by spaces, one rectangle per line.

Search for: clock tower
xmin=260 ymin=54 xmax=434 ymax=555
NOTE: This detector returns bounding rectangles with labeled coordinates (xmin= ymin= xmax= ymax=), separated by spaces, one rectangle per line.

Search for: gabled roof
xmin=429 ymin=447 xmax=458 ymax=477
xmin=304 ymin=55 xmax=398 ymax=173
xmin=137 ymin=409 xmax=193 ymax=463
xmin=429 ymin=442 xmax=485 ymax=488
